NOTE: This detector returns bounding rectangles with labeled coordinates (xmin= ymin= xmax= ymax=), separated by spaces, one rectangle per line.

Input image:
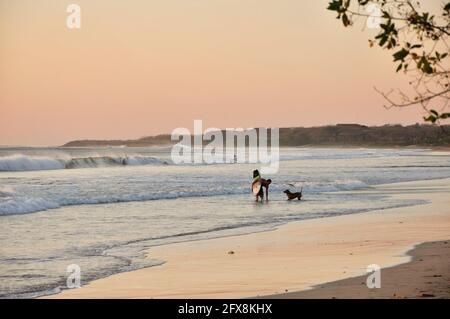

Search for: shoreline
xmin=46 ymin=177 xmax=450 ymax=299
xmin=266 ymin=240 xmax=450 ymax=299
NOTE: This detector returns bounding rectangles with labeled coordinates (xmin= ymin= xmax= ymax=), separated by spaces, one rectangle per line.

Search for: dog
xmin=283 ymin=188 xmax=302 ymax=201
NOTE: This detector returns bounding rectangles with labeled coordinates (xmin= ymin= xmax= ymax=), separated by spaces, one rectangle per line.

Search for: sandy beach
xmin=269 ymin=240 xmax=450 ymax=299
xmin=47 ymin=178 xmax=450 ymax=299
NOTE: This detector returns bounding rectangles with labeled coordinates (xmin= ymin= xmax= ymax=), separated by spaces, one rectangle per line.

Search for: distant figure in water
xmin=252 ymin=169 xmax=272 ymax=202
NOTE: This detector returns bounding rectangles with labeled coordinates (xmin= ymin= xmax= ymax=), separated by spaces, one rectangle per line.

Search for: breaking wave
xmin=0 ymin=187 xmax=246 ymax=216
xmin=0 ymin=154 xmax=170 ymax=172
xmin=0 ymin=179 xmax=369 ymax=216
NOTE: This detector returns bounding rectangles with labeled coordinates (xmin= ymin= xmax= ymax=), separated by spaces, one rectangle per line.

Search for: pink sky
xmin=0 ymin=0 xmax=441 ymax=146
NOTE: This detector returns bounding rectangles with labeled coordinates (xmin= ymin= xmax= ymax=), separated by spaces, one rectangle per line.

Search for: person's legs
xmin=258 ymin=188 xmax=264 ymax=201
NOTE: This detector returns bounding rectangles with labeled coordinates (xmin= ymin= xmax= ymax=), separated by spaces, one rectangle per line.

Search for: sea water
xmin=1 ymin=147 xmax=450 ymax=298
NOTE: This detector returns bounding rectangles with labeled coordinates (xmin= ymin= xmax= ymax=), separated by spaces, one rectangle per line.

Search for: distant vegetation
xmin=62 ymin=124 xmax=450 ymax=147
xmin=63 ymin=134 xmax=173 ymax=147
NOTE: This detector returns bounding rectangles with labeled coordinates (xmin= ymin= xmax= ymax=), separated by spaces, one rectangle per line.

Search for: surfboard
xmin=252 ymin=180 xmax=262 ymax=195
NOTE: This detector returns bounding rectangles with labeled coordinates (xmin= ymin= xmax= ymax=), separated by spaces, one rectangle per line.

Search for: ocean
xmin=1 ymin=146 xmax=450 ymax=298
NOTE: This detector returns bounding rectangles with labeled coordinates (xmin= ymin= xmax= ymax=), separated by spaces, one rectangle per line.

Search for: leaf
xmin=327 ymin=0 xmax=341 ymax=11
xmin=379 ymin=35 xmax=388 ymax=47
xmin=444 ymin=2 xmax=450 ymax=12
xmin=424 ymin=115 xmax=437 ymax=123
xmin=425 ymin=110 xmax=450 ymax=123
xmin=382 ymin=11 xmax=390 ymax=19
xmin=393 ymin=48 xmax=409 ymax=61
xmin=342 ymin=13 xmax=350 ymax=26
xmin=418 ymin=56 xmax=433 ymax=74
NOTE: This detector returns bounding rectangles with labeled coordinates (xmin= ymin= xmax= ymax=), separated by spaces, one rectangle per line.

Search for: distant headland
xmin=62 ymin=124 xmax=450 ymax=148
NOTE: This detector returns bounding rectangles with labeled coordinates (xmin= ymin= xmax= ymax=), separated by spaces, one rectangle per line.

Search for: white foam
xmin=0 ymin=186 xmax=60 ymax=215
xmin=282 ymin=179 xmax=368 ymax=193
xmin=0 ymin=197 xmax=60 ymax=216
xmin=0 ymin=155 xmax=64 ymax=171
xmin=0 ymin=154 xmax=168 ymax=172
xmin=0 ymin=178 xmax=371 ymax=216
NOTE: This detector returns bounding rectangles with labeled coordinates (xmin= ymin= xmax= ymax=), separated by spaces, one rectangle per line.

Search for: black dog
xmin=283 ymin=189 xmax=302 ymax=201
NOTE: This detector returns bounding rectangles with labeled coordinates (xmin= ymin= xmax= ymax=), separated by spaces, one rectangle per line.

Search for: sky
xmin=0 ymin=0 xmax=444 ymax=146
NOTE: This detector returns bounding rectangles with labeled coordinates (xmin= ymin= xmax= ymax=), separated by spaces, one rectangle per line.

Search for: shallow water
xmin=1 ymin=147 xmax=449 ymax=298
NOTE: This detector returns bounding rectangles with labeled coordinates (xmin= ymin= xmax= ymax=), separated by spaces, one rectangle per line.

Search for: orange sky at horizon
xmin=0 ymin=0 xmax=443 ymax=146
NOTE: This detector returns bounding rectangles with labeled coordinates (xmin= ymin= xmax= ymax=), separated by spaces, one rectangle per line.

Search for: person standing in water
xmin=252 ymin=169 xmax=272 ymax=202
